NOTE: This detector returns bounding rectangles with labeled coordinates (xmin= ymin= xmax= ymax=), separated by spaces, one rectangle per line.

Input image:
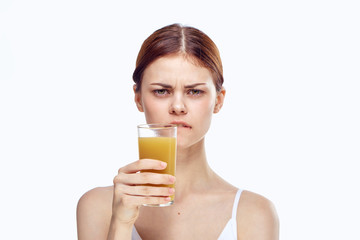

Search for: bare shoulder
xmin=77 ymin=186 xmax=113 ymax=240
xmin=236 ymin=190 xmax=279 ymax=240
xmin=77 ymin=186 xmax=113 ymax=212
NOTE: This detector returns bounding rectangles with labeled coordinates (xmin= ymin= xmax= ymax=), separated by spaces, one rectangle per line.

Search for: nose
xmin=169 ymin=94 xmax=187 ymax=115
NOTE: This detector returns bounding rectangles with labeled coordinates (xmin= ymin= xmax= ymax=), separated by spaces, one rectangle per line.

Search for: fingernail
xmin=169 ymin=188 xmax=175 ymax=194
xmin=169 ymin=175 xmax=175 ymax=183
xmin=161 ymin=162 xmax=167 ymax=168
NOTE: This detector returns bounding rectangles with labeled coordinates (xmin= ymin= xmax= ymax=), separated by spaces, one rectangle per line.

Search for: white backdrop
xmin=1 ymin=0 xmax=359 ymax=239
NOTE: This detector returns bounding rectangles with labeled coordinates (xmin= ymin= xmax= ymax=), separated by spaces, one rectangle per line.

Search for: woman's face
xmin=134 ymin=54 xmax=225 ymax=148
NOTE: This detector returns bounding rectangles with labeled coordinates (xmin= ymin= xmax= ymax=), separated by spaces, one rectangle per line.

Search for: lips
xmin=170 ymin=121 xmax=192 ymax=129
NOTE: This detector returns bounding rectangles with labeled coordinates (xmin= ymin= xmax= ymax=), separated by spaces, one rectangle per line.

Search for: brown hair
xmin=133 ymin=23 xmax=224 ymax=92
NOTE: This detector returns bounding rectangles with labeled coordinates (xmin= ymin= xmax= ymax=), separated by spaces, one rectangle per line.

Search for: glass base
xmin=143 ymin=200 xmax=174 ymax=207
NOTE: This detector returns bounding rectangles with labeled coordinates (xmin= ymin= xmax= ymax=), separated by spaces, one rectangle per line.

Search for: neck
xmin=174 ymin=138 xmax=214 ymax=199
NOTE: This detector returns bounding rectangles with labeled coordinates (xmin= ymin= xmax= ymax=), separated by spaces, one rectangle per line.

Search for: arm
xmin=237 ymin=191 xmax=279 ymax=240
xmin=76 ymin=187 xmax=136 ymax=240
xmin=77 ymin=159 xmax=175 ymax=240
xmin=77 ymin=187 xmax=115 ymax=240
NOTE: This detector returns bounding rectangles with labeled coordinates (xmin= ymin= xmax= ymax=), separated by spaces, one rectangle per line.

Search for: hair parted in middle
xmin=132 ymin=23 xmax=224 ymax=92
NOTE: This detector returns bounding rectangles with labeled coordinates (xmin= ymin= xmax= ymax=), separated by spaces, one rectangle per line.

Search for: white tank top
xmin=132 ymin=189 xmax=243 ymax=240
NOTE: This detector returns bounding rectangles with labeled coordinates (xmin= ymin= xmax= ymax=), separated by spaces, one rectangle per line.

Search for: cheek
xmin=196 ymin=98 xmax=216 ymax=116
xmin=191 ymin=98 xmax=216 ymax=131
xmin=142 ymin=97 xmax=168 ymax=122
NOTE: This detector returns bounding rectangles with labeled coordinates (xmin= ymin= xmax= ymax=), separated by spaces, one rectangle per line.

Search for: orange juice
xmin=138 ymin=137 xmax=176 ymax=200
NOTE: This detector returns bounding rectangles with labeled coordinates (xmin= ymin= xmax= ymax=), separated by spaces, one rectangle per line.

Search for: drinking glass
xmin=137 ymin=124 xmax=177 ymax=207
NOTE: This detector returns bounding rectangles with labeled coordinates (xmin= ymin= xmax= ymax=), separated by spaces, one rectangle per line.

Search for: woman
xmin=77 ymin=23 xmax=279 ymax=240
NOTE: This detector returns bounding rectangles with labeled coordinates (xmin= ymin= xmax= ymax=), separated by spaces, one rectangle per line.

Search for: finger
xmin=118 ymin=184 xmax=175 ymax=197
xmin=114 ymin=172 xmax=176 ymax=185
xmin=118 ymin=159 xmax=167 ymax=174
xmin=121 ymin=194 xmax=172 ymax=207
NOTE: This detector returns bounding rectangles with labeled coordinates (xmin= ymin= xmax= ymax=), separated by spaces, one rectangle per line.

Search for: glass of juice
xmin=137 ymin=123 xmax=177 ymax=207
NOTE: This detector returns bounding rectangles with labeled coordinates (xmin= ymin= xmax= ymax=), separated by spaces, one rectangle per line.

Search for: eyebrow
xmin=150 ymin=83 xmax=207 ymax=88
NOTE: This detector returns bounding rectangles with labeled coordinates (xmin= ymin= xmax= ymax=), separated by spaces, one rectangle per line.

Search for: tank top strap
xmin=231 ymin=189 xmax=243 ymax=219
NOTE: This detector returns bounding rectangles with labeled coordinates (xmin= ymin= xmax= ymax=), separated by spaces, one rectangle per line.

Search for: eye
xmin=188 ymin=89 xmax=204 ymax=96
xmin=153 ymin=89 xmax=170 ymax=96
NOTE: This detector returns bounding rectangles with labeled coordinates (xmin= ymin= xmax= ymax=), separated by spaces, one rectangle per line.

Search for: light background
xmin=0 ymin=0 xmax=359 ymax=239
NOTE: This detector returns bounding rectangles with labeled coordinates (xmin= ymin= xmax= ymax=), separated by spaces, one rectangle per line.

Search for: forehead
xmin=142 ymin=54 xmax=214 ymax=86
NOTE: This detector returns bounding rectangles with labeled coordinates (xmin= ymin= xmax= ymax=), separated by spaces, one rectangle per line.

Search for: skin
xmin=77 ymin=54 xmax=279 ymax=240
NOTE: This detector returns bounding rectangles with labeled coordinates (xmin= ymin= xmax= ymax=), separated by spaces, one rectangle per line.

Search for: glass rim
xmin=137 ymin=123 xmax=177 ymax=129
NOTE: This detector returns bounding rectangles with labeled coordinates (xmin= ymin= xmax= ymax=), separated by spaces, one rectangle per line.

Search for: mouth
xmin=170 ymin=121 xmax=192 ymax=129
